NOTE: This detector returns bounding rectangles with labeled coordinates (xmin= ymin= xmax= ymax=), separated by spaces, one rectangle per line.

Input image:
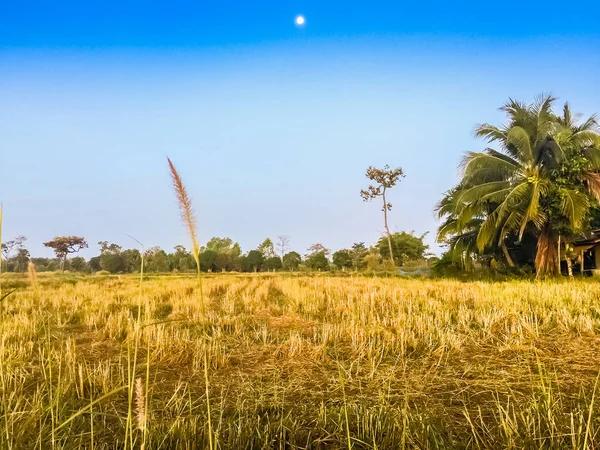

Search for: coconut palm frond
xmin=506 ymin=126 xmax=534 ymax=164
xmin=559 ymin=187 xmax=589 ymax=230
xmin=461 ymin=152 xmax=519 ymax=181
xmin=582 ymin=171 xmax=600 ymax=203
xmin=455 ymin=181 xmax=511 ymax=205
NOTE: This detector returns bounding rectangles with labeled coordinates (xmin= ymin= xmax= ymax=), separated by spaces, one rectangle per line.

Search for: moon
xmin=295 ymin=15 xmax=305 ymax=26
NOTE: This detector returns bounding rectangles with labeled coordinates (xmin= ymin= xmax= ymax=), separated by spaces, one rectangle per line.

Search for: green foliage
xmin=204 ymin=237 xmax=241 ymax=257
xmin=350 ymin=242 xmax=369 ymax=270
xmin=69 ymin=256 xmax=88 ymax=273
xmin=282 ymin=251 xmax=301 ymax=271
xmin=199 ymin=250 xmax=217 ymax=272
xmin=364 ymin=253 xmax=380 ymax=272
xmin=377 ymin=232 xmax=429 ymax=266
xmin=305 ymin=251 xmax=329 ymax=271
xmin=200 ymin=237 xmax=243 ymax=272
xmin=264 ymin=256 xmax=283 ymax=271
xmin=98 ymin=242 xmax=126 ymax=274
xmin=246 ymin=250 xmax=265 ymax=272
xmin=122 ymin=249 xmax=142 ymax=273
xmin=146 ymin=249 xmax=169 ymax=273
xmin=257 ymin=238 xmax=275 ymax=258
xmin=88 ymin=256 xmax=101 ymax=272
xmin=332 ymin=249 xmax=352 ymax=269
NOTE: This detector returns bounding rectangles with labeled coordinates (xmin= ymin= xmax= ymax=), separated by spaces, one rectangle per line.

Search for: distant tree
xmin=199 ymin=250 xmax=217 ymax=272
xmin=304 ymin=243 xmax=330 ymax=271
xmin=70 ymin=256 xmax=88 ymax=273
xmin=332 ymin=249 xmax=353 ymax=270
xmin=170 ymin=245 xmax=194 ymax=272
xmin=237 ymin=255 xmax=249 ymax=272
xmin=377 ymin=231 xmax=429 ymax=266
xmin=122 ymin=249 xmax=142 ymax=273
xmin=276 ymin=236 xmax=291 ymax=259
xmin=360 ymin=165 xmax=405 ymax=267
xmin=29 ymin=257 xmax=59 ymax=272
xmin=305 ymin=251 xmax=329 ymax=271
xmin=257 ymin=238 xmax=276 ymax=258
xmin=1 ymin=235 xmax=26 ymax=262
xmin=247 ymin=250 xmax=265 ymax=272
xmin=88 ymin=256 xmax=102 ymax=272
xmin=44 ymin=236 xmax=88 ymax=271
xmin=350 ymin=242 xmax=369 ymax=270
xmin=282 ymin=251 xmax=302 ymax=271
xmin=364 ymin=252 xmax=381 ymax=272
xmin=98 ymin=241 xmax=125 ymax=273
xmin=205 ymin=237 xmax=242 ymax=257
xmin=147 ymin=249 xmax=170 ymax=273
xmin=265 ymin=256 xmax=283 ymax=272
xmin=14 ymin=248 xmax=30 ymax=272
xmin=214 ymin=253 xmax=231 ymax=272
xmin=306 ymin=243 xmax=330 ymax=257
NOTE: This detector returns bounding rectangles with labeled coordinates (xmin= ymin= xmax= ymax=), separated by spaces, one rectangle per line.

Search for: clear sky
xmin=1 ymin=0 xmax=599 ymax=258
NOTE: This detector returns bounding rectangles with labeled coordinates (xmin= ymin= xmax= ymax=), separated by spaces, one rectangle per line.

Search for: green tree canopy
xmin=265 ymin=256 xmax=283 ymax=271
xmin=257 ymin=238 xmax=275 ymax=258
xmin=204 ymin=237 xmax=242 ymax=256
xmin=377 ymin=232 xmax=429 ymax=266
xmin=70 ymin=256 xmax=88 ymax=273
xmin=98 ymin=241 xmax=125 ymax=273
xmin=282 ymin=251 xmax=302 ymax=271
xmin=305 ymin=252 xmax=329 ymax=271
xmin=44 ymin=236 xmax=88 ymax=271
xmin=350 ymin=242 xmax=369 ymax=270
xmin=199 ymin=249 xmax=217 ymax=272
xmin=246 ymin=250 xmax=265 ymax=272
xmin=332 ymin=249 xmax=353 ymax=269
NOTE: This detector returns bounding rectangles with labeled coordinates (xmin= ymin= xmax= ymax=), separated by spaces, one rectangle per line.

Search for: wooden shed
xmin=572 ymin=229 xmax=600 ymax=275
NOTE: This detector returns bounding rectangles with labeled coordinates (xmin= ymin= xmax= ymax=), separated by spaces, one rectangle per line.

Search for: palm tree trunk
xmin=382 ymin=190 xmax=395 ymax=267
xmin=566 ymin=258 xmax=573 ymax=277
xmin=500 ymin=241 xmax=515 ymax=268
xmin=557 ymin=235 xmax=561 ymax=275
xmin=535 ymin=226 xmax=558 ymax=278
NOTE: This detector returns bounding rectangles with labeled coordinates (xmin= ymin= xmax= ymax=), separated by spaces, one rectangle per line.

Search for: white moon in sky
xmin=295 ymin=15 xmax=305 ymax=26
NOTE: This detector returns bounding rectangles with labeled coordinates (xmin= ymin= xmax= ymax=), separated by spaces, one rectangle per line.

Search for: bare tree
xmin=43 ymin=236 xmax=88 ymax=271
xmin=306 ymin=243 xmax=330 ymax=257
xmin=1 ymin=235 xmax=26 ymax=260
xmin=276 ymin=235 xmax=290 ymax=259
xmin=2 ymin=235 xmax=27 ymax=271
xmin=360 ymin=165 xmax=404 ymax=266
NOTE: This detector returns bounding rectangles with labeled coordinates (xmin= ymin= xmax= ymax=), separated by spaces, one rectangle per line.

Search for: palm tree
xmin=436 ymin=187 xmax=489 ymax=267
xmin=440 ymin=94 xmax=600 ymax=277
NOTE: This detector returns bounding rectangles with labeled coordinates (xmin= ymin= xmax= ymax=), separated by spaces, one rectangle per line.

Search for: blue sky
xmin=1 ymin=1 xmax=599 ymax=258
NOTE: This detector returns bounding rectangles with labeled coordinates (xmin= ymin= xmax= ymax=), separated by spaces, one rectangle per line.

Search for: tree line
xmin=1 ymin=233 xmax=431 ymax=274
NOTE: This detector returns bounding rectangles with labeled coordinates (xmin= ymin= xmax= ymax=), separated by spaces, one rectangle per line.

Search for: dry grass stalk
xmin=28 ymin=262 xmax=37 ymax=288
xmin=167 ymin=157 xmax=212 ymax=450
xmin=167 ymin=157 xmax=200 ymax=267
xmin=135 ymin=377 xmax=146 ymax=433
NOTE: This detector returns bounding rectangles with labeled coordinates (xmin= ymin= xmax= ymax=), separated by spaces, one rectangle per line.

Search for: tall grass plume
xmin=135 ymin=377 xmax=146 ymax=433
xmin=166 ymin=156 xmax=212 ymax=450
xmin=28 ymin=262 xmax=37 ymax=289
xmin=167 ymin=157 xmax=200 ymax=270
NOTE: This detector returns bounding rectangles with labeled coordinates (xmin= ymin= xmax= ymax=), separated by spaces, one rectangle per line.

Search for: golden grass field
xmin=2 ymin=273 xmax=600 ymax=449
